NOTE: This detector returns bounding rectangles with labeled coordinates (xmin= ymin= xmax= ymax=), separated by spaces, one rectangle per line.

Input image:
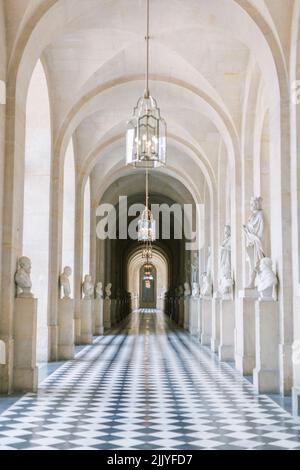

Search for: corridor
xmin=0 ymin=311 xmax=300 ymax=450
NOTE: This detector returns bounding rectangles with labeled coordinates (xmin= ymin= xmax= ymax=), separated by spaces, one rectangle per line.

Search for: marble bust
xmin=59 ymin=266 xmax=72 ymax=299
xmin=219 ymin=225 xmax=233 ymax=296
xmin=15 ymin=256 xmax=33 ymax=298
xmin=256 ymin=257 xmax=278 ymax=300
xmin=243 ymin=196 xmax=265 ymax=289
xmin=95 ymin=282 xmax=103 ymax=299
xmin=105 ymin=283 xmax=112 ymax=299
xmin=82 ymin=274 xmax=94 ymax=299
xmin=184 ymin=282 xmax=191 ymax=297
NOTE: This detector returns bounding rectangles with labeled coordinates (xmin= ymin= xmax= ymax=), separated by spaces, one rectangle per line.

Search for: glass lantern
xmin=126 ymin=95 xmax=167 ymax=168
xmin=138 ymin=207 xmax=156 ymax=242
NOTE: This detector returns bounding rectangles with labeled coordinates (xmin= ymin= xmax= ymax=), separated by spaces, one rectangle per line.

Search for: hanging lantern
xmin=142 ymin=241 xmax=153 ymax=259
xmin=126 ymin=95 xmax=167 ymax=168
xmin=126 ymin=0 xmax=167 ymax=168
xmin=138 ymin=207 xmax=156 ymax=242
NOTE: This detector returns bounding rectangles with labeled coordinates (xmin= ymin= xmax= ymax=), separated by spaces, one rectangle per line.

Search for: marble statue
xmin=191 ymin=253 xmax=199 ymax=283
xmin=219 ymin=225 xmax=233 ymax=296
xmin=15 ymin=256 xmax=33 ymax=298
xmin=200 ymin=248 xmax=212 ymax=297
xmin=243 ymin=196 xmax=265 ymax=288
xmin=95 ymin=282 xmax=103 ymax=299
xmin=192 ymin=282 xmax=200 ymax=298
xmin=256 ymin=257 xmax=278 ymax=300
xmin=82 ymin=274 xmax=94 ymax=299
xmin=59 ymin=266 xmax=72 ymax=299
xmin=105 ymin=283 xmax=112 ymax=299
xmin=184 ymin=282 xmax=191 ymax=297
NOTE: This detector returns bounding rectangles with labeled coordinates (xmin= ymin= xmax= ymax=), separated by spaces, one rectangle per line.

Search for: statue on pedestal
xmin=256 ymin=257 xmax=278 ymax=300
xmin=243 ymin=196 xmax=265 ymax=289
xmin=192 ymin=282 xmax=200 ymax=299
xmin=219 ymin=225 xmax=233 ymax=296
xmin=82 ymin=274 xmax=94 ymax=299
xmin=200 ymin=248 xmax=212 ymax=297
xmin=105 ymin=283 xmax=112 ymax=299
xmin=15 ymin=256 xmax=33 ymax=298
xmin=59 ymin=266 xmax=72 ymax=299
xmin=95 ymin=282 xmax=103 ymax=299
xmin=191 ymin=253 xmax=199 ymax=284
xmin=184 ymin=282 xmax=191 ymax=297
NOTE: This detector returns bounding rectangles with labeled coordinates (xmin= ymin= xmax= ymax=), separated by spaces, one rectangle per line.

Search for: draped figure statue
xmin=243 ymin=196 xmax=265 ymax=289
xmin=219 ymin=225 xmax=233 ymax=296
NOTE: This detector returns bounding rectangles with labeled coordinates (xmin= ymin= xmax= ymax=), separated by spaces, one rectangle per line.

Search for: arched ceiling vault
xmin=5 ymin=0 xmax=290 ymax=210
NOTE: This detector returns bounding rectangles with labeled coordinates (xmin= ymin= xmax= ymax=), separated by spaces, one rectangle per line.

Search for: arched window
xmin=23 ymin=60 xmax=51 ymax=363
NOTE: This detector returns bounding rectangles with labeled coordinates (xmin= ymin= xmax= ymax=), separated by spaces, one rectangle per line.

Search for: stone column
xmin=219 ymin=298 xmax=235 ymax=361
xmin=189 ymin=297 xmax=201 ymax=337
xmin=211 ymin=296 xmax=220 ymax=353
xmin=184 ymin=296 xmax=190 ymax=330
xmin=200 ymin=297 xmax=212 ymax=346
xmin=111 ymin=299 xmax=117 ymax=326
xmin=93 ymin=297 xmax=104 ymax=335
xmin=57 ymin=298 xmax=75 ymax=360
xmin=235 ymin=289 xmax=257 ymax=375
xmin=80 ymin=299 xmax=93 ymax=344
xmin=253 ymin=299 xmax=280 ymax=393
xmin=104 ymin=298 xmax=111 ymax=330
xmin=178 ymin=298 xmax=184 ymax=327
xmin=13 ymin=298 xmax=38 ymax=392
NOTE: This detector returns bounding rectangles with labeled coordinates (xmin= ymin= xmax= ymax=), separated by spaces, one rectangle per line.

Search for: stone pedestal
xmin=93 ymin=298 xmax=104 ymax=335
xmin=218 ymin=299 xmax=235 ymax=361
xmin=58 ymin=298 xmax=75 ymax=360
xmin=74 ymin=300 xmax=81 ymax=345
xmin=184 ymin=297 xmax=190 ymax=330
xmin=235 ymin=289 xmax=257 ymax=375
xmin=80 ymin=300 xmax=93 ymax=344
xmin=178 ymin=299 xmax=184 ymax=327
xmin=13 ymin=298 xmax=38 ymax=392
xmin=253 ymin=300 xmax=279 ymax=393
xmin=189 ymin=297 xmax=200 ymax=337
xmin=201 ymin=298 xmax=212 ymax=346
xmin=104 ymin=298 xmax=111 ymax=330
xmin=211 ymin=297 xmax=220 ymax=352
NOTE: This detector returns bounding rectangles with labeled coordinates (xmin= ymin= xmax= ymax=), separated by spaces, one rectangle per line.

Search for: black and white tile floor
xmin=0 ymin=309 xmax=300 ymax=450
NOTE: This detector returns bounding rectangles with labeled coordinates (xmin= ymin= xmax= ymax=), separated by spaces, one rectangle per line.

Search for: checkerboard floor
xmin=0 ymin=309 xmax=300 ymax=450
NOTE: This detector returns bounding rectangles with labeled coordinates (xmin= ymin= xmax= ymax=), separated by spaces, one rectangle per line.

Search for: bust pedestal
xmin=235 ymin=289 xmax=258 ymax=375
xmin=253 ymin=299 xmax=279 ymax=393
xmin=104 ymin=298 xmax=111 ymax=330
xmin=13 ymin=298 xmax=38 ymax=392
xmin=80 ymin=299 xmax=93 ymax=344
xmin=211 ymin=296 xmax=220 ymax=353
xmin=189 ymin=297 xmax=201 ymax=337
xmin=218 ymin=298 xmax=235 ymax=361
xmin=200 ymin=297 xmax=212 ymax=346
xmin=93 ymin=298 xmax=104 ymax=335
xmin=58 ymin=298 xmax=75 ymax=359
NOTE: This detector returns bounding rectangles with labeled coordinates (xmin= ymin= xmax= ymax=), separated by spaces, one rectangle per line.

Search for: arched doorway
xmin=139 ymin=263 xmax=157 ymax=309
